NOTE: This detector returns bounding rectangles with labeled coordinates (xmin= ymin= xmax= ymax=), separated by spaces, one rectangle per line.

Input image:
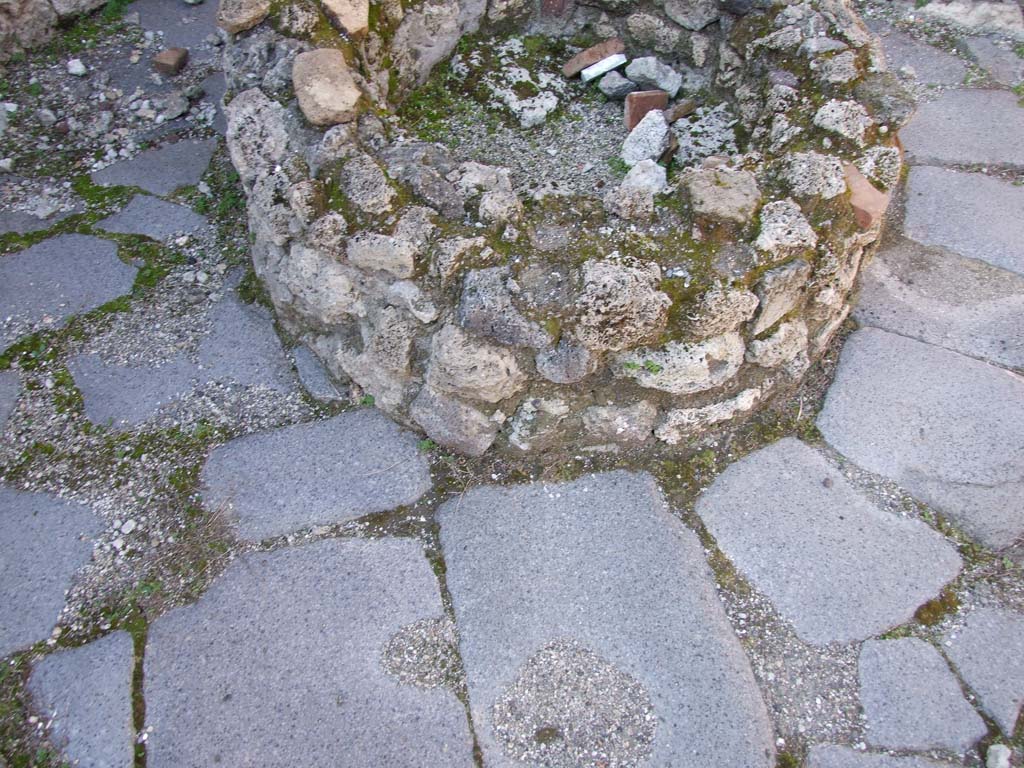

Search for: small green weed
xmin=360 ymin=394 xmax=376 ymax=406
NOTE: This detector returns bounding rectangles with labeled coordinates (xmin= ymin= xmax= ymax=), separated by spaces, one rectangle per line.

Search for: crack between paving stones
xmin=853 ymin=322 xmax=1024 ymax=376
xmin=131 ymin=621 xmax=149 ymax=768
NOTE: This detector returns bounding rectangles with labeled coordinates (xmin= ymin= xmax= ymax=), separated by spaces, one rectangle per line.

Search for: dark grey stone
xmin=859 ymin=638 xmax=986 ymax=752
xmin=695 ymin=438 xmax=961 ymax=645
xmin=818 ymin=328 xmax=1024 ymax=550
xmin=0 ymin=370 xmax=18 ymax=430
xmin=91 ymin=139 xmax=218 ymax=196
xmin=292 ymin=344 xmax=343 ymax=402
xmin=944 ymin=607 xmax=1024 ymax=735
xmin=201 ymin=409 xmax=433 ymax=540
xmin=96 ymin=194 xmax=206 ymax=242
xmin=904 ymin=166 xmax=1024 ymax=276
xmin=965 ymin=36 xmax=1024 ymax=87
xmin=201 ymin=71 xmax=228 ymax=134
xmin=0 ymin=487 xmax=101 ymax=657
xmin=28 ymin=632 xmax=135 ymax=768
xmin=900 ymin=90 xmax=1024 ymax=167
xmin=197 ymin=296 xmax=296 ymax=393
xmin=854 ymin=239 xmax=1024 ymax=369
xmin=67 ymin=354 xmax=196 ymax=428
xmin=0 ymin=234 xmax=137 ymax=349
xmin=808 ymin=745 xmax=963 ymax=768
xmin=438 ymin=471 xmax=775 ymax=768
xmin=144 ymin=538 xmax=474 ymax=767
xmin=0 ymin=209 xmax=73 ymax=236
xmin=133 ymin=0 xmax=220 ymax=63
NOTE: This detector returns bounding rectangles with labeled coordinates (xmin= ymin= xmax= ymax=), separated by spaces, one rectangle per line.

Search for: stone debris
xmin=624 ymin=89 xmax=669 ymax=130
xmin=152 ymin=47 xmax=189 ymax=75
xmin=752 ymin=259 xmax=813 ymax=334
xmin=292 ymin=48 xmax=363 ymax=126
xmin=410 ymin=385 xmax=499 ymax=456
xmin=782 ymin=151 xmax=847 ymax=200
xmin=621 ymin=108 xmax=670 ymax=167
xmin=580 ymin=53 xmax=627 ymax=83
xmin=625 ymin=56 xmax=683 ymax=97
xmin=681 ymin=166 xmax=761 ymax=227
xmin=813 ymin=99 xmax=874 ymax=146
xmin=217 ymin=0 xmax=270 ymax=33
xmin=615 ymin=333 xmax=745 ymax=395
xmin=598 ymin=70 xmax=637 ymax=99
xmin=603 ymin=158 xmax=666 ymax=220
xmin=755 ymin=199 xmax=818 ymax=257
xmin=581 ymin=400 xmax=657 ymax=444
xmin=859 ymin=638 xmax=987 ymax=752
xmin=655 ymin=387 xmax=763 ymax=444
xmin=562 ymin=38 xmax=625 ymax=78
xmin=322 ymin=0 xmax=369 ymax=37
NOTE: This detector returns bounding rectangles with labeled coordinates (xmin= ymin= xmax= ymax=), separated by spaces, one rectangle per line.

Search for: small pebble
xmin=67 ymin=59 xmax=87 ymax=77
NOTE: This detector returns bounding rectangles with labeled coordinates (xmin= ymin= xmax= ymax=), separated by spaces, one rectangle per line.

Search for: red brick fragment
xmin=562 ymin=38 xmax=626 ymax=78
xmin=624 ymin=90 xmax=668 ymax=131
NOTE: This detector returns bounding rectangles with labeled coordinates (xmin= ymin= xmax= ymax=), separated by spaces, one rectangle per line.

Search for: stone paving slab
xmin=292 ymin=344 xmax=343 ymax=402
xmin=68 ymin=354 xmax=196 ymax=428
xmin=96 ymin=194 xmax=206 ymax=242
xmin=144 ymin=537 xmax=474 ymax=767
xmin=868 ymin=21 xmax=968 ymax=85
xmin=201 ymin=409 xmax=433 ymax=540
xmin=695 ymin=438 xmax=961 ymax=645
xmin=438 ymin=471 xmax=775 ymax=768
xmin=0 ymin=209 xmax=73 ymax=236
xmin=965 ymin=36 xmax=1024 ymax=87
xmin=91 ymin=138 xmax=218 ymax=196
xmin=944 ymin=607 xmax=1024 ymax=735
xmin=854 ymin=239 xmax=1024 ymax=369
xmin=0 ymin=234 xmax=137 ymax=349
xmin=133 ymin=0 xmax=220 ymax=63
xmin=818 ymin=328 xmax=1024 ymax=550
xmin=0 ymin=370 xmax=18 ymax=430
xmin=28 ymin=631 xmax=135 ymax=768
xmin=0 ymin=487 xmax=101 ymax=657
xmin=807 ymin=745 xmax=962 ymax=768
xmin=900 ymin=90 xmax=1024 ymax=167
xmin=904 ymin=166 xmax=1024 ymax=276
xmin=859 ymin=638 xmax=986 ymax=752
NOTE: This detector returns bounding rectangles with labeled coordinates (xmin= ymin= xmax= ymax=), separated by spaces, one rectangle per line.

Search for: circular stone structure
xmin=220 ymin=0 xmax=907 ymax=456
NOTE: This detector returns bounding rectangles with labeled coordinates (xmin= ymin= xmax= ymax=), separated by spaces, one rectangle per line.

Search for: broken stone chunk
xmin=621 ymin=109 xmax=670 ymax=167
xmin=813 ymin=99 xmax=874 ymax=146
xmin=562 ymin=38 xmax=626 ymax=78
xmin=604 ymin=159 xmax=667 ymax=220
xmin=426 ymin=324 xmax=527 ymax=404
xmin=664 ymin=98 xmax=697 ymax=123
xmin=598 ymin=71 xmax=637 ymax=100
xmin=152 ymin=47 xmax=189 ymax=76
xmin=624 ymin=89 xmax=669 ymax=131
xmin=681 ymin=166 xmax=761 ymax=227
xmin=581 ymin=53 xmax=627 ymax=83
xmin=346 ymin=233 xmax=418 ymax=278
xmin=535 ymin=339 xmax=596 ymax=384
xmin=755 ymin=199 xmax=817 ymax=258
xmin=746 ymin=319 xmax=808 ymax=368
xmin=217 ymin=0 xmax=270 ymax=33
xmin=625 ymin=56 xmax=683 ymax=97
xmin=664 ymin=0 xmax=720 ymax=30
xmin=781 ymin=151 xmax=847 ymax=200
xmin=411 ymin=386 xmax=498 ymax=457
xmin=582 ymin=401 xmax=657 ymax=443
xmin=752 ymin=259 xmax=813 ymax=334
xmin=615 ymin=333 xmax=746 ymax=395
xmin=656 ymin=388 xmax=762 ymax=444
xmin=292 ymin=48 xmax=363 ymax=127
xmin=843 ymin=163 xmax=891 ymax=230
xmin=322 ymin=0 xmax=369 ymax=37
xmin=572 ymin=255 xmax=671 ymax=351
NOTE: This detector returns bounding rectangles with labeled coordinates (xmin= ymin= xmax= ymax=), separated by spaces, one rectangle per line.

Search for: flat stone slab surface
xmin=144 ymin=537 xmax=474 ymax=767
xmin=91 ymin=138 xmax=217 ymax=196
xmin=818 ymin=328 xmax=1024 ymax=550
xmin=96 ymin=194 xmax=206 ymax=242
xmin=0 ymin=234 xmax=137 ymax=348
xmin=28 ymin=631 xmax=135 ymax=768
xmin=0 ymin=487 xmax=101 ymax=657
xmin=69 ymin=294 xmax=296 ymax=428
xmin=854 ymin=239 xmax=1024 ymax=369
xmin=859 ymin=638 xmax=986 ymax=752
xmin=201 ymin=409 xmax=433 ymax=540
xmin=133 ymin=0 xmax=220 ymax=61
xmin=0 ymin=209 xmax=73 ymax=236
xmin=0 ymin=370 xmax=18 ymax=430
xmin=292 ymin=344 xmax=343 ymax=402
xmin=695 ymin=438 xmax=961 ymax=645
xmin=807 ymin=745 xmax=962 ymax=768
xmin=438 ymin=471 xmax=775 ymax=768
xmin=904 ymin=166 xmax=1024 ymax=276
xmin=900 ymin=90 xmax=1024 ymax=167
xmin=944 ymin=607 xmax=1024 ymax=735
xmin=965 ymin=36 xmax=1024 ymax=86
xmin=870 ymin=23 xmax=968 ymax=85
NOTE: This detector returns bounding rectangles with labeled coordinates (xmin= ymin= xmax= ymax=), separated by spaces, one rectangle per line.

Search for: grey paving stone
xmin=144 ymin=537 xmax=473 ymax=767
xmin=818 ymin=328 xmax=1024 ymax=550
xmin=67 ymin=354 xmax=196 ymax=428
xmin=196 ymin=296 xmax=296 ymax=393
xmin=0 ymin=209 xmax=72 ymax=236
xmin=965 ymin=36 xmax=1024 ymax=86
xmin=292 ymin=344 xmax=344 ymax=402
xmin=201 ymin=409 xmax=432 ymax=540
xmin=695 ymin=438 xmax=961 ymax=645
xmin=91 ymin=139 xmax=217 ymax=196
xmin=900 ymin=90 xmax=1024 ymax=167
xmin=96 ymin=194 xmax=206 ymax=242
xmin=0 ymin=370 xmax=18 ymax=431
xmin=0 ymin=234 xmax=137 ymax=349
xmin=133 ymin=0 xmax=220 ymax=63
xmin=859 ymin=638 xmax=986 ymax=752
xmin=28 ymin=631 xmax=135 ymax=768
xmin=944 ymin=607 xmax=1024 ymax=735
xmin=904 ymin=166 xmax=1024 ymax=276
xmin=807 ymin=745 xmax=963 ymax=768
xmin=854 ymin=238 xmax=1024 ymax=369
xmin=201 ymin=71 xmax=228 ymax=135
xmin=438 ymin=471 xmax=775 ymax=768
xmin=870 ymin=22 xmax=968 ymax=85
xmin=0 ymin=487 xmax=101 ymax=657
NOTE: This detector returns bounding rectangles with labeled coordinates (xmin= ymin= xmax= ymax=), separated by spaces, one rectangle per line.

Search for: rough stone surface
xmin=918 ymin=0 xmax=1024 ymax=35
xmin=818 ymin=328 xmax=1024 ymax=550
xmin=752 ymin=259 xmax=813 ymax=334
xmin=682 ymin=166 xmax=761 ymax=226
xmin=292 ymin=48 xmax=363 ymax=126
xmin=859 ymin=638 xmax=987 ymax=752
xmin=0 ymin=370 xmax=18 ymax=431
xmin=900 ymin=90 xmax=1024 ymax=168
xmin=603 ymin=159 xmax=666 ymax=220
xmin=323 ymin=0 xmax=369 ymax=36
xmin=292 ymin=344 xmax=344 ymax=401
xmin=0 ymin=487 xmax=101 ymax=657
xmin=598 ymin=70 xmax=637 ymax=99
xmin=201 ymin=410 xmax=432 ymax=539
xmin=871 ymin=25 xmax=968 ymax=85
xmin=904 ymin=166 xmax=1024 ymax=276
xmin=813 ymin=99 xmax=873 ymax=146
xmin=686 ymin=287 xmax=759 ymax=339
xmin=145 ymin=538 xmax=474 ymax=767
xmin=615 ymin=333 xmax=745 ymax=395
xmin=91 ymin=139 xmax=217 ymax=196
xmin=581 ymin=401 xmax=657 ymax=443
xmin=944 ymin=607 xmax=1024 ymax=735
xmin=807 ymin=746 xmax=963 ymax=768
xmin=217 ymin=0 xmax=270 ymax=33
xmin=426 ymin=323 xmax=526 ymax=403
xmin=695 ymin=438 xmax=962 ymax=645
xmin=28 ymin=632 xmax=135 ymax=768
xmin=438 ymin=471 xmax=775 ymax=768
xmin=854 ymin=239 xmax=1024 ymax=370
xmin=625 ymin=57 xmax=683 ymax=97
xmin=782 ymin=151 xmax=847 ymax=200
xmin=0 ymin=234 xmax=138 ymax=348
xmin=655 ymin=387 xmax=762 ymax=444
xmin=755 ymin=198 xmax=817 ymax=257
xmin=664 ymin=0 xmax=719 ymax=30
xmin=572 ymin=256 xmax=670 ymax=351
xmin=746 ymin=319 xmax=808 ymax=368
xmin=965 ymin=36 xmax=1024 ymax=86
xmin=620 ymin=108 xmax=671 ymax=167
xmin=410 ymin=386 xmax=498 ymax=457
xmin=96 ymin=194 xmax=206 ymax=242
